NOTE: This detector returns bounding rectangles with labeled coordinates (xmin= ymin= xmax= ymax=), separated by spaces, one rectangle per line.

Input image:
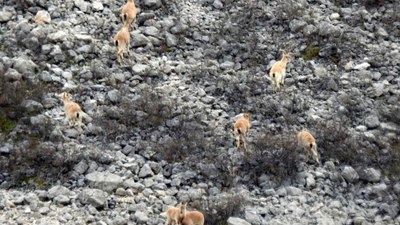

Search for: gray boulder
xmin=365 ymin=114 xmax=380 ymax=129
xmin=47 ymin=185 xmax=71 ymax=199
xmin=85 ymin=171 xmax=123 ymax=192
xmin=13 ymin=58 xmax=37 ymax=75
xmin=360 ymin=168 xmax=381 ymax=183
xmin=0 ymin=10 xmax=13 ymax=22
xmin=143 ymin=0 xmax=162 ymax=8
xmin=286 ymin=186 xmax=302 ymax=196
xmin=318 ymin=22 xmax=341 ymax=37
xmin=227 ymin=217 xmax=251 ymax=225
xmin=341 ymin=166 xmax=359 ymax=183
xmin=139 ymin=164 xmax=154 ymax=178
xmin=78 ymin=188 xmax=108 ymax=209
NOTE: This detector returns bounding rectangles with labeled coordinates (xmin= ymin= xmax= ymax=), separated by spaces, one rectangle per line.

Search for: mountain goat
xmin=269 ymin=50 xmax=290 ymax=90
xmin=112 ymin=24 xmax=130 ymax=64
xmin=233 ymin=113 xmax=251 ymax=152
xmin=180 ymin=203 xmax=205 ymax=225
xmin=160 ymin=203 xmax=183 ymax=225
xmin=297 ymin=130 xmax=320 ymax=165
xmin=121 ymin=0 xmax=138 ymax=28
xmin=59 ymin=92 xmax=83 ymax=129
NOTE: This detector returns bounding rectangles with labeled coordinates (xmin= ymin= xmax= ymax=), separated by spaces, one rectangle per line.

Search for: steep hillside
xmin=0 ymin=0 xmax=399 ymax=224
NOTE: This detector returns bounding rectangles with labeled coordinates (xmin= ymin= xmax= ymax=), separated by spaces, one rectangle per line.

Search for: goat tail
xmin=123 ymin=14 xmax=128 ymax=23
xmin=160 ymin=212 xmax=167 ymax=217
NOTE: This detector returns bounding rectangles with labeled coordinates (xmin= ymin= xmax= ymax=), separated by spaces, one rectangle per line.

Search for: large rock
xmin=360 ymin=168 xmax=381 ymax=183
xmin=78 ymin=188 xmax=108 ymax=209
xmin=85 ymin=171 xmax=123 ymax=192
xmin=318 ymin=21 xmax=341 ymax=37
xmin=139 ymin=164 xmax=154 ymax=178
xmin=227 ymin=217 xmax=251 ymax=225
xmin=286 ymin=186 xmax=302 ymax=196
xmin=365 ymin=114 xmax=380 ymax=129
xmin=13 ymin=58 xmax=37 ymax=75
xmin=341 ymin=166 xmax=359 ymax=183
xmin=47 ymin=185 xmax=71 ymax=199
xmin=143 ymin=0 xmax=162 ymax=8
xmin=0 ymin=10 xmax=13 ymax=22
xmin=4 ymin=68 xmax=22 ymax=81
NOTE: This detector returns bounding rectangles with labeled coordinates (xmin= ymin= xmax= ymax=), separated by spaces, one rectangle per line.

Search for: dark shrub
xmin=240 ymin=131 xmax=298 ymax=185
xmin=196 ymin=193 xmax=248 ymax=225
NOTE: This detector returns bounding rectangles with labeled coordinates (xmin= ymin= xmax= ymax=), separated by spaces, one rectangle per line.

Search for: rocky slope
xmin=0 ymin=0 xmax=399 ymax=224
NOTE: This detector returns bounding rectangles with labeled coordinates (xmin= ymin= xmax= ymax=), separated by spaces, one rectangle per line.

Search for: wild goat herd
xmin=32 ymin=0 xmax=323 ymax=224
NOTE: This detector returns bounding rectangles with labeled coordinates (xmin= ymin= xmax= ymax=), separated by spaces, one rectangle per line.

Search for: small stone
xmin=327 ymin=78 xmax=338 ymax=91
xmin=354 ymin=62 xmax=370 ymax=70
xmin=74 ymin=160 xmax=89 ymax=175
xmin=220 ymin=61 xmax=235 ymax=70
xmin=213 ymin=0 xmax=224 ymax=9
xmin=330 ymin=13 xmax=340 ymax=20
xmin=344 ymin=61 xmax=353 ymax=71
xmin=165 ymin=32 xmax=178 ymax=47
xmin=115 ymin=188 xmax=126 ymax=196
xmin=39 ymin=207 xmax=50 ymax=215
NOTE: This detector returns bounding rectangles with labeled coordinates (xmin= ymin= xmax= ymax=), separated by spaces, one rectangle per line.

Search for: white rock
xmin=92 ymin=1 xmax=104 ymax=11
xmin=0 ymin=10 xmax=13 ymax=22
xmin=330 ymin=13 xmax=340 ymax=20
xmin=227 ymin=217 xmax=251 ymax=225
xmin=353 ymin=62 xmax=370 ymax=70
xmin=35 ymin=10 xmax=51 ymax=23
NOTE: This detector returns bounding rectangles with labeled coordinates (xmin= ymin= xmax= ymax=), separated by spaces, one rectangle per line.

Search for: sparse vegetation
xmin=314 ymin=119 xmax=400 ymax=181
xmin=302 ymin=44 xmax=321 ymax=61
xmin=198 ymin=193 xmax=248 ymax=225
xmin=241 ymin=131 xmax=298 ymax=185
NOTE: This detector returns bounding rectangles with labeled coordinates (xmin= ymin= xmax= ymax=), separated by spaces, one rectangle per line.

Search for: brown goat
xmin=233 ymin=113 xmax=251 ymax=152
xmin=160 ymin=203 xmax=183 ymax=225
xmin=59 ymin=92 xmax=83 ymax=129
xmin=121 ymin=0 xmax=138 ymax=28
xmin=297 ymin=130 xmax=320 ymax=165
xmin=269 ymin=51 xmax=290 ymax=90
xmin=180 ymin=203 xmax=205 ymax=225
xmin=112 ymin=25 xmax=130 ymax=64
